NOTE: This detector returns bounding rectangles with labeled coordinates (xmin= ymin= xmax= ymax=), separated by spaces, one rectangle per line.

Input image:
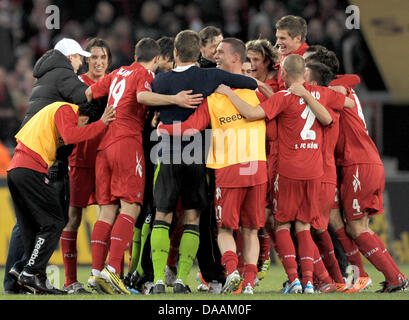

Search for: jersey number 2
xmin=300 ymin=105 xmax=317 ymax=140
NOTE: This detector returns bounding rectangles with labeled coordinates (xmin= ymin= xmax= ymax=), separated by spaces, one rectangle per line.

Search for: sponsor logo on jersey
xmin=352 ymin=167 xmax=361 ymax=192
xmin=218 ymin=113 xmax=243 ymax=125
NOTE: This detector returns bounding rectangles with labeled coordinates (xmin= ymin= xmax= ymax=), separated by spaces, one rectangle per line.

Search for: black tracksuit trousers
xmin=7 ymin=168 xmax=67 ymax=276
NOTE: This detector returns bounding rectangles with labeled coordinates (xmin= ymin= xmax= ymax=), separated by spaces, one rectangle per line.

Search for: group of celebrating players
xmin=6 ymin=13 xmax=408 ymax=296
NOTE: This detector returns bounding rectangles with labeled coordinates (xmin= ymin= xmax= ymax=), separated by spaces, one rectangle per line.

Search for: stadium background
xmin=0 ymin=0 xmax=408 ymax=267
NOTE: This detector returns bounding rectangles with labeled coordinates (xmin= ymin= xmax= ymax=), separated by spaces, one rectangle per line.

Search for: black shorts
xmin=153 ymin=161 xmax=208 ymax=213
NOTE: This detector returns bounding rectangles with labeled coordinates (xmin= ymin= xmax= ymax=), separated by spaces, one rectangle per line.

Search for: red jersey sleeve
xmin=259 ymin=91 xmax=288 ymax=121
xmin=90 ymin=73 xmax=113 ymax=99
xmin=159 ymin=99 xmax=211 ymax=136
xmin=256 ymin=91 xmax=268 ymax=103
xmin=55 ymin=105 xmax=107 ymax=145
xmin=331 ymin=74 xmax=360 ymax=89
xmin=135 ymin=70 xmax=155 ymax=95
xmin=324 ymin=87 xmax=346 ymax=112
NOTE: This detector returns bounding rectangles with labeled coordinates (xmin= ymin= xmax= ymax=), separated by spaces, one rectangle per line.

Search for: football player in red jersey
xmin=216 ymin=54 xmax=354 ymax=293
xmin=306 ymin=49 xmax=408 ymax=293
xmin=303 ymin=62 xmax=349 ymax=292
xmin=275 ymin=15 xmax=309 ymax=90
xmin=244 ymin=38 xmax=280 ymax=281
xmin=60 ymin=38 xmax=112 ymax=294
xmin=85 ymin=38 xmax=203 ymax=294
xmin=304 ymin=48 xmax=370 ymax=291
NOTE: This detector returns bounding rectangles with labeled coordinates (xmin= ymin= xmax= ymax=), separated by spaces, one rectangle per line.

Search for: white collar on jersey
xmin=173 ymin=64 xmax=196 ymax=72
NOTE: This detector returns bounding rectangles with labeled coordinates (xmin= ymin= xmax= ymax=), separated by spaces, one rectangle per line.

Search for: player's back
xmin=107 ymin=63 xmax=151 ymax=130
xmin=94 ymin=62 xmax=154 ymax=150
xmin=335 ymin=88 xmax=382 ymax=167
xmin=274 ymin=83 xmax=339 ymax=180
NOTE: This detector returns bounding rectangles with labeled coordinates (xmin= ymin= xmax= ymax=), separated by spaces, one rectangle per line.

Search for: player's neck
xmin=139 ymin=61 xmax=156 ymax=72
xmin=287 ymin=76 xmax=305 ymax=87
xmin=229 ymin=64 xmax=243 ymax=75
xmin=175 ymin=61 xmax=196 ymax=67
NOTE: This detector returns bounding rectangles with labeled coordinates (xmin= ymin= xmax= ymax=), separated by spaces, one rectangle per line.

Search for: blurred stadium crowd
xmin=0 ymin=0 xmax=383 ymax=157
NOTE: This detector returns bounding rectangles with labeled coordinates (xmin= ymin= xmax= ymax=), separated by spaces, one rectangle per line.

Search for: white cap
xmin=54 ymin=38 xmax=91 ymax=57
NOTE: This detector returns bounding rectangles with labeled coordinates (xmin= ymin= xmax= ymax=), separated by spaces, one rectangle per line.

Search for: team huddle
xmin=5 ymin=14 xmax=408 ymax=296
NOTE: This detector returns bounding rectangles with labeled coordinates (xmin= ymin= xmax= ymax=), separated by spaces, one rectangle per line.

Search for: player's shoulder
xmin=274 ymin=89 xmax=292 ymax=98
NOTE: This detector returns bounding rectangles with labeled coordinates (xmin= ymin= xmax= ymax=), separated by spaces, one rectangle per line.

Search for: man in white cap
xmin=4 ymin=38 xmax=99 ymax=294
xmin=54 ymin=38 xmax=91 ymax=73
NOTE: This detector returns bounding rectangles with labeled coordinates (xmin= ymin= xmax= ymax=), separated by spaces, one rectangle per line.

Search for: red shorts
xmin=265 ymin=152 xmax=278 ymax=209
xmin=69 ymin=166 xmax=96 ymax=208
xmin=214 ymin=183 xmax=267 ymax=230
xmin=95 ymin=136 xmax=145 ymax=205
xmin=312 ymin=182 xmax=337 ymax=230
xmin=340 ymin=164 xmax=384 ymax=222
xmin=274 ymin=174 xmax=321 ymax=224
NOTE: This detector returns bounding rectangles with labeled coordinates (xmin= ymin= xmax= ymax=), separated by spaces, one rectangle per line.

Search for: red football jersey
xmin=322 ymin=107 xmax=340 ymax=184
xmin=335 ymin=88 xmax=382 ymax=166
xmin=263 ymin=79 xmax=279 ymax=156
xmin=260 ymin=82 xmax=345 ymax=180
xmin=91 ymin=62 xmax=154 ymax=151
xmin=78 ymin=73 xmax=95 ymax=87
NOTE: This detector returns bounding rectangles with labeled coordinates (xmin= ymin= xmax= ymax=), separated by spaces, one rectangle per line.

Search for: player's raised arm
xmin=215 ymin=84 xmax=266 ymax=121
xmin=158 ymin=99 xmax=211 ymax=136
xmin=288 ymin=82 xmax=332 ymax=126
xmin=137 ymin=90 xmax=203 ymax=108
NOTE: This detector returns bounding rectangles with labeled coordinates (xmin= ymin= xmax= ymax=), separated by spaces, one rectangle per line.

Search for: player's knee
xmin=155 ymin=210 xmax=173 ymax=224
xmin=183 ymin=209 xmax=200 ymax=225
xmin=294 ymin=220 xmax=310 ymax=232
xmin=346 ymin=219 xmax=368 ymax=239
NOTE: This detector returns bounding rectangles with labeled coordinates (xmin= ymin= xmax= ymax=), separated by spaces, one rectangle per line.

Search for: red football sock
xmin=243 ymin=264 xmax=258 ymax=288
xmin=334 ymin=227 xmax=368 ymax=277
xmin=91 ymin=220 xmax=112 ymax=271
xmin=167 ymin=224 xmax=183 ymax=268
xmin=234 ymin=230 xmax=245 ymax=275
xmin=313 ymin=244 xmax=334 ymax=284
xmin=372 ymin=232 xmax=402 ymax=276
xmin=221 ymin=250 xmax=238 ymax=275
xmin=60 ymin=231 xmax=78 ymax=286
xmin=314 ymin=231 xmax=344 ymax=283
xmin=258 ymin=233 xmax=271 ymax=261
xmin=267 ymin=227 xmax=279 ymax=260
xmin=275 ymin=228 xmax=298 ymax=283
xmin=355 ymin=232 xmax=398 ymax=283
xmin=107 ymin=214 xmax=136 ymax=273
xmin=296 ymin=230 xmax=315 ymax=286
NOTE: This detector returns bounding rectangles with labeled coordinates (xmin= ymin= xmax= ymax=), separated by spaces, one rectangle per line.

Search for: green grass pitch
xmin=1 ymin=264 xmax=408 ymax=300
